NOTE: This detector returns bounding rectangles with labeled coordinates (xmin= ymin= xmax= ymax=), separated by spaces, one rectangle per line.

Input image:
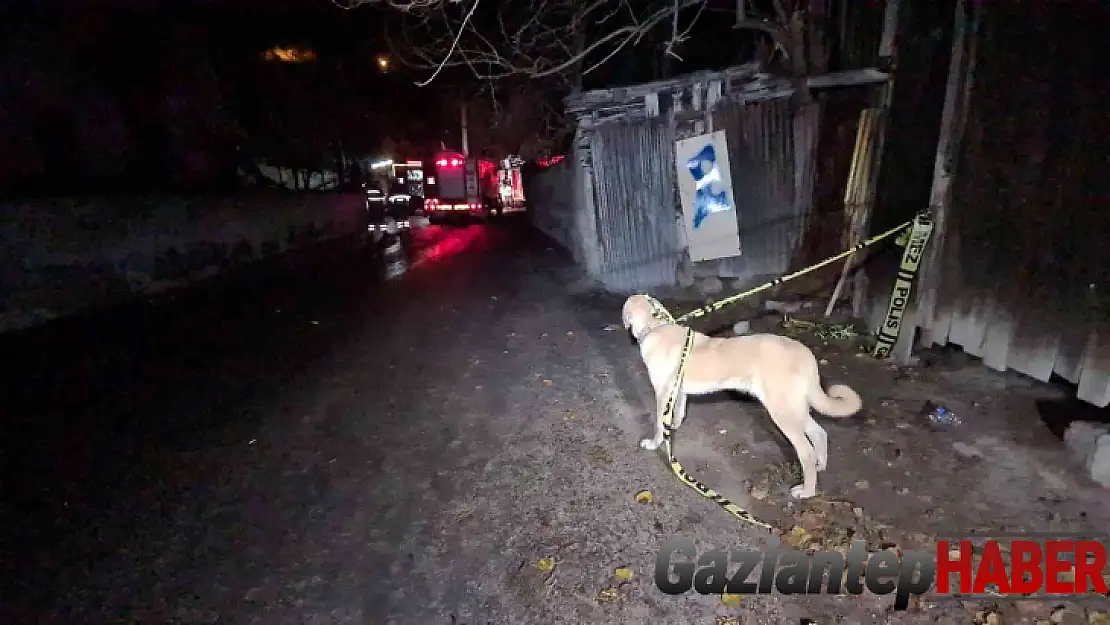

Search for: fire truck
xmin=422 ymin=150 xmax=486 ymax=221
xmin=422 ymin=150 xmax=528 ymax=221
xmin=495 ymin=155 xmax=527 ymax=213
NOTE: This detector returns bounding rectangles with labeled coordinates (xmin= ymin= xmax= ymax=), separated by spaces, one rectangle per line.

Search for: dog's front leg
xmin=673 ymin=392 xmax=689 ymax=429
xmin=639 ymin=387 xmax=672 ymax=451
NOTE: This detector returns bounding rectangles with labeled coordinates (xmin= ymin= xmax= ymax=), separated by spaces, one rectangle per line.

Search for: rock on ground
xmin=696 ymin=275 xmax=723 ymax=295
xmin=1064 ymin=421 xmax=1110 ymax=487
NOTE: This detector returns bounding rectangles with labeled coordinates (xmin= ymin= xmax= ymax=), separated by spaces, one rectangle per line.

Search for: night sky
xmin=0 ymin=0 xmax=442 ymax=196
xmin=0 ymin=0 xmax=765 ymax=197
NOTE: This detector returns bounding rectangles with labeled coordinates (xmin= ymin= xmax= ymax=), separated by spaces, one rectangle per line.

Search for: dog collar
xmin=640 ymin=294 xmax=676 ymax=324
xmin=634 ymin=324 xmax=666 ymax=342
xmin=631 ymin=294 xmax=674 ymax=341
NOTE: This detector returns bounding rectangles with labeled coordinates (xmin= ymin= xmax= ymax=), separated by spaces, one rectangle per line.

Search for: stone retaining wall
xmin=0 ymin=191 xmax=366 ymax=332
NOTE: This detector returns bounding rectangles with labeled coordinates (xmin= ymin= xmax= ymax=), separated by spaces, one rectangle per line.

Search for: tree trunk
xmin=569 ymin=29 xmax=587 ymax=92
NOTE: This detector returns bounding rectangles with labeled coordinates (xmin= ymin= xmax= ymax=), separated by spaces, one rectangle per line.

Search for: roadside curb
xmin=0 ymin=232 xmax=370 ymax=337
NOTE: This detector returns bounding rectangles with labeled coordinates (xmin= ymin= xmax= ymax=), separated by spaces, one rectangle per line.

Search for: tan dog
xmin=621 ymin=294 xmax=862 ymax=499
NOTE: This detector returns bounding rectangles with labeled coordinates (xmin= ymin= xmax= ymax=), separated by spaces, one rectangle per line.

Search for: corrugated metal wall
xmin=710 ymin=97 xmax=817 ymax=283
xmin=530 ymin=93 xmax=823 ymax=293
xmin=589 ymin=119 xmax=679 ymax=292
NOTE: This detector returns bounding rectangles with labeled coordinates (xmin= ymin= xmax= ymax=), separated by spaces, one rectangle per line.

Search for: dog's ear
xmin=621 ymin=298 xmax=634 ymax=329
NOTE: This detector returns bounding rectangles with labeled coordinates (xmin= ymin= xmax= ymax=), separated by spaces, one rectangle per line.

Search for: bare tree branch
xmin=366 ymin=0 xmax=745 ymax=88
xmin=412 ymin=0 xmax=482 ymax=86
xmin=341 ymin=0 xmax=827 ymax=152
xmin=339 ymin=0 xmax=820 ymax=92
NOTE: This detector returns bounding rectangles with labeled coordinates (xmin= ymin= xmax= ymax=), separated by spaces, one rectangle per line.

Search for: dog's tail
xmin=807 ymin=378 xmax=862 ymax=418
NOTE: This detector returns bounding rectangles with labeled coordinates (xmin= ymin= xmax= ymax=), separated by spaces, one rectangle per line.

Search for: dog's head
xmin=622 ymin=294 xmax=659 ymax=340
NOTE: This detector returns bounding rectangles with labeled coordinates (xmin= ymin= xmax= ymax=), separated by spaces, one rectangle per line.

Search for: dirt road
xmin=3 ymin=217 xmax=1106 ymax=624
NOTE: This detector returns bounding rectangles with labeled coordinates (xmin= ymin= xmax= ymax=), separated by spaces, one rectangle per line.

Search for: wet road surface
xmin=1 ymin=216 xmax=796 ymax=624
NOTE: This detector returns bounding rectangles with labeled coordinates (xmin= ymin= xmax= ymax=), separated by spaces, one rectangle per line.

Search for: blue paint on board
xmin=685 ymin=143 xmax=732 ymax=230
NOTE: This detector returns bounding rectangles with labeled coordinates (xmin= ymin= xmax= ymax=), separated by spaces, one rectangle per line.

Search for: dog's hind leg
xmin=769 ymin=399 xmax=819 ymax=498
xmin=804 ymin=417 xmax=829 ymax=472
xmin=784 ymin=426 xmax=819 ymax=499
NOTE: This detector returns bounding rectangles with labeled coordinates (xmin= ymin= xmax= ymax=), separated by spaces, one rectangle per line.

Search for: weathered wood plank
xmin=806 ymin=68 xmax=891 ymax=89
xmin=567 ymin=64 xmax=885 ymax=131
xmin=981 ymin=303 xmax=1016 ymax=372
xmin=1053 ymin=325 xmax=1090 ymax=384
xmin=1010 ymin=327 xmax=1060 ymax=383
xmin=964 ymin=296 xmax=994 ymax=358
xmin=879 ymin=0 xmax=901 ymax=59
xmin=922 ymin=290 xmax=955 ymax=347
xmin=917 ymin=0 xmax=971 ymax=329
xmin=1076 ymin=327 xmax=1110 ymax=408
xmin=891 ymin=304 xmax=919 ymax=364
xmin=922 ymin=217 xmax=960 ymax=349
xmin=948 ymin=294 xmax=989 ymax=357
xmin=565 ymin=62 xmax=766 ymax=112
xmin=867 ymin=276 xmax=888 ymax=338
xmin=831 ymin=107 xmax=886 ymax=318
xmin=917 ymin=287 xmax=939 ymax=346
xmin=1003 ymin=296 xmax=1060 ymax=383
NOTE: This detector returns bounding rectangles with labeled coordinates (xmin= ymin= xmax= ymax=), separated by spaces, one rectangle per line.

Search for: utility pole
xmin=460 ymin=98 xmax=469 ymax=156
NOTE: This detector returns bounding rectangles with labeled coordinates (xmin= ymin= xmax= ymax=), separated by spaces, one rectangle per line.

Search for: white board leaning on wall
xmin=674 ymin=130 xmax=742 ymax=263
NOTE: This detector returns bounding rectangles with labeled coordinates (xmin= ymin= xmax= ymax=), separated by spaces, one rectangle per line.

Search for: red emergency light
xmin=477 ymin=159 xmax=496 ymax=180
xmin=536 ymin=154 xmax=566 ymax=168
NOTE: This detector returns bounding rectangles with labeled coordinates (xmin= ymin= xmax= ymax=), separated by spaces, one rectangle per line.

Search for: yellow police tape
xmin=673 ymin=217 xmax=924 ymax=324
xmin=640 ymin=211 xmax=934 ymax=530
xmin=870 ymin=212 xmax=935 ymax=358
xmin=645 ymin=296 xmax=774 ymax=531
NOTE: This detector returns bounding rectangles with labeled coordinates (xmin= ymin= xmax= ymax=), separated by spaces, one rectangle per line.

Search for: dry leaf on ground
xmin=784 ymin=525 xmax=812 ymax=549
xmin=597 ymin=587 xmax=621 ymax=602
